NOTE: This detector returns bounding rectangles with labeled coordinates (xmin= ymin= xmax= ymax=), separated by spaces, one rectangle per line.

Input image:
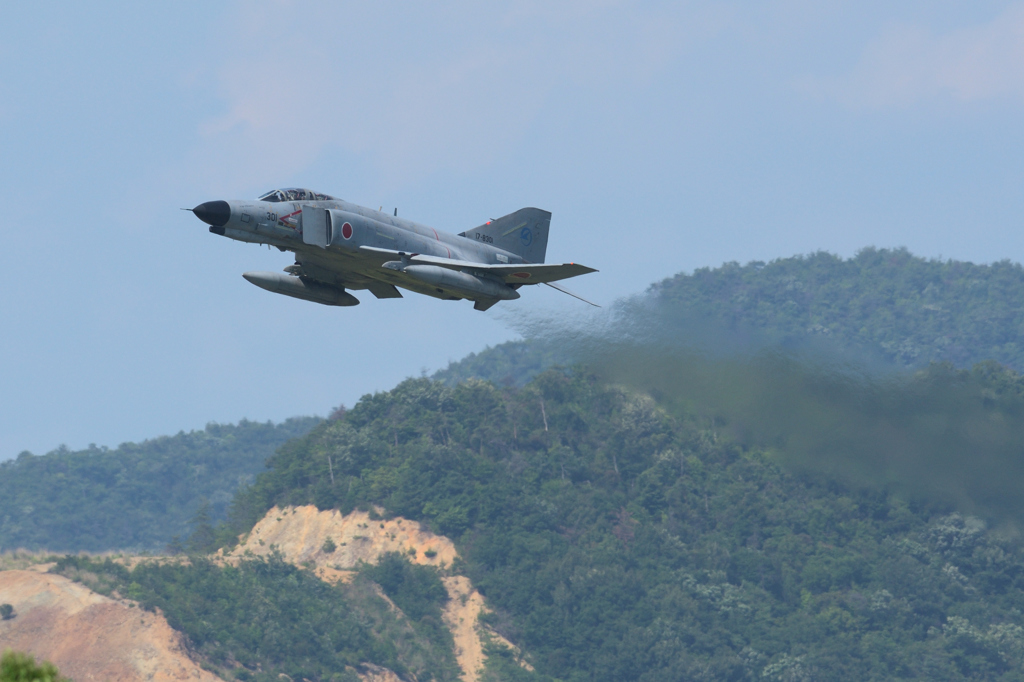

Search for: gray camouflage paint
xmin=192 ymin=188 xmax=596 ymax=311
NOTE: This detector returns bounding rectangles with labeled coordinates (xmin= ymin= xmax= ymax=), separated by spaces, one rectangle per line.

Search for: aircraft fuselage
xmin=202 ymin=197 xmax=525 ymax=302
xmin=191 ymin=189 xmax=596 ymax=310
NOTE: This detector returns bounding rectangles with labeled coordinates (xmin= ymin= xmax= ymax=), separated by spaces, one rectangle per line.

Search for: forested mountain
xmin=0 ymin=418 xmax=319 ymax=552
xmin=17 ymin=246 xmax=1024 ymax=680
xmin=201 ymin=364 xmax=1024 ymax=681
xmin=436 ymin=248 xmax=1024 ymax=386
xmin=654 ymin=248 xmax=1024 ymax=368
xmin=10 ymin=247 xmax=1018 ymax=556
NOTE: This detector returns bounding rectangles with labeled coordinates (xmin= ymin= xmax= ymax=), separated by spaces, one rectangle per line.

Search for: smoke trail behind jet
xmin=517 ymin=298 xmax=1024 ymax=526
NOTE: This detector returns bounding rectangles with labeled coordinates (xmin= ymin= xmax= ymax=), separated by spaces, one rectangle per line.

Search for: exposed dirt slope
xmin=0 ymin=570 xmax=220 ymax=682
xmin=228 ymin=506 xmax=457 ymax=568
xmin=0 ymin=507 xmax=512 ymax=682
xmin=225 ymin=505 xmax=522 ymax=681
xmin=443 ymin=576 xmax=497 ymax=680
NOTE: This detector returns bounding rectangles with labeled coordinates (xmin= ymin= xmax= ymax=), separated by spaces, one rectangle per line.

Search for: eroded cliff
xmin=224 ymin=505 xmax=522 ymax=681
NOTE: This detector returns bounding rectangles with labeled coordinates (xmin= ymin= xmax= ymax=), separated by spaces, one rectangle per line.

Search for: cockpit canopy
xmin=257 ymin=188 xmax=336 ymax=203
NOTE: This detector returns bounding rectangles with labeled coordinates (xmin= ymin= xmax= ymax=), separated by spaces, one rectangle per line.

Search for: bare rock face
xmin=0 ymin=506 xmax=522 ymax=682
xmin=226 ymin=506 xmax=457 ymax=570
xmin=0 ymin=570 xmax=221 ymax=682
xmin=225 ymin=505 xmax=526 ymax=682
xmin=442 ymin=575 xmax=495 ymax=681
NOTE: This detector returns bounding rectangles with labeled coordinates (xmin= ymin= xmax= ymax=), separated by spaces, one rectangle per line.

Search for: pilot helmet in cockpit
xmin=258 ymin=188 xmax=335 ymax=203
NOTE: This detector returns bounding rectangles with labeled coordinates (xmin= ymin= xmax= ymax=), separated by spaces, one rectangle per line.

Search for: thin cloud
xmin=803 ymin=4 xmax=1024 ymax=109
xmin=189 ymin=1 xmax=707 ymax=186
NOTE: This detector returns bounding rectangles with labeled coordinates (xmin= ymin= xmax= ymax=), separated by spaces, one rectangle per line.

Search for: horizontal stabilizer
xmin=359 ymin=246 xmax=597 ymax=285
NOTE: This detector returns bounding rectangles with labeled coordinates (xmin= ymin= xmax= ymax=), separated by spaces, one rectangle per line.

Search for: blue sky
xmin=3 ymin=1 xmax=1023 ymax=458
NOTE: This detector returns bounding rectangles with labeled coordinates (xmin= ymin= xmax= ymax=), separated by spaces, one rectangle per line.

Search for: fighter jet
xmin=190 ymin=188 xmax=597 ymax=311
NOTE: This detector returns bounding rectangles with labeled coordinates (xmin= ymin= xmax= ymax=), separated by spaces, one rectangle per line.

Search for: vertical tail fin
xmin=460 ymin=207 xmax=551 ymax=263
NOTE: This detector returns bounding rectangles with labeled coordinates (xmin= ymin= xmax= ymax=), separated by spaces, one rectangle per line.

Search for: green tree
xmin=185 ymin=500 xmax=216 ymax=554
xmin=362 ymin=552 xmax=448 ymax=622
xmin=53 ymin=553 xmax=460 ymax=682
xmin=0 ymin=650 xmax=67 ymax=682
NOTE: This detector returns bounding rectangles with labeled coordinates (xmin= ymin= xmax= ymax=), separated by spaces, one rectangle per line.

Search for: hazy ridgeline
xmin=439 ymin=248 xmax=1024 ymax=384
xmin=0 ymin=417 xmax=320 ymax=552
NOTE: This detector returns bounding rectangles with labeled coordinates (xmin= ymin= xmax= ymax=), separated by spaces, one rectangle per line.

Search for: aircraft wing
xmin=359 ymin=246 xmax=597 ymax=284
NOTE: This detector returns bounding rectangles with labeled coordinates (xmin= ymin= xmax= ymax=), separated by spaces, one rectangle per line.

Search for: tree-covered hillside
xmin=654 ymin=248 xmax=1024 ymax=369
xmin=434 ymin=339 xmax=566 ymax=388
xmin=212 ymin=367 xmax=1024 ymax=682
xmin=0 ymin=418 xmax=319 ymax=552
xmin=436 ymin=249 xmax=1024 ymax=386
xmin=54 ymin=552 xmax=459 ymax=682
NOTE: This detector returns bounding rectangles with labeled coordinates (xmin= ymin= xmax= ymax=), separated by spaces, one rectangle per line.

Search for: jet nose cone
xmin=192 ymin=200 xmax=231 ymax=227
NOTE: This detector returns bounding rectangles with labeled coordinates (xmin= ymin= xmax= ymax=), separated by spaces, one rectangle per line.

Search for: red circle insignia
xmin=342 ymin=222 xmax=353 ymax=239
xmin=511 ymin=272 xmax=531 ymax=279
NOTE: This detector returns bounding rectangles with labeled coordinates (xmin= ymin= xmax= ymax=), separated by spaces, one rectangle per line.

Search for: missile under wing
xmin=190 ymin=188 xmax=597 ymax=311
